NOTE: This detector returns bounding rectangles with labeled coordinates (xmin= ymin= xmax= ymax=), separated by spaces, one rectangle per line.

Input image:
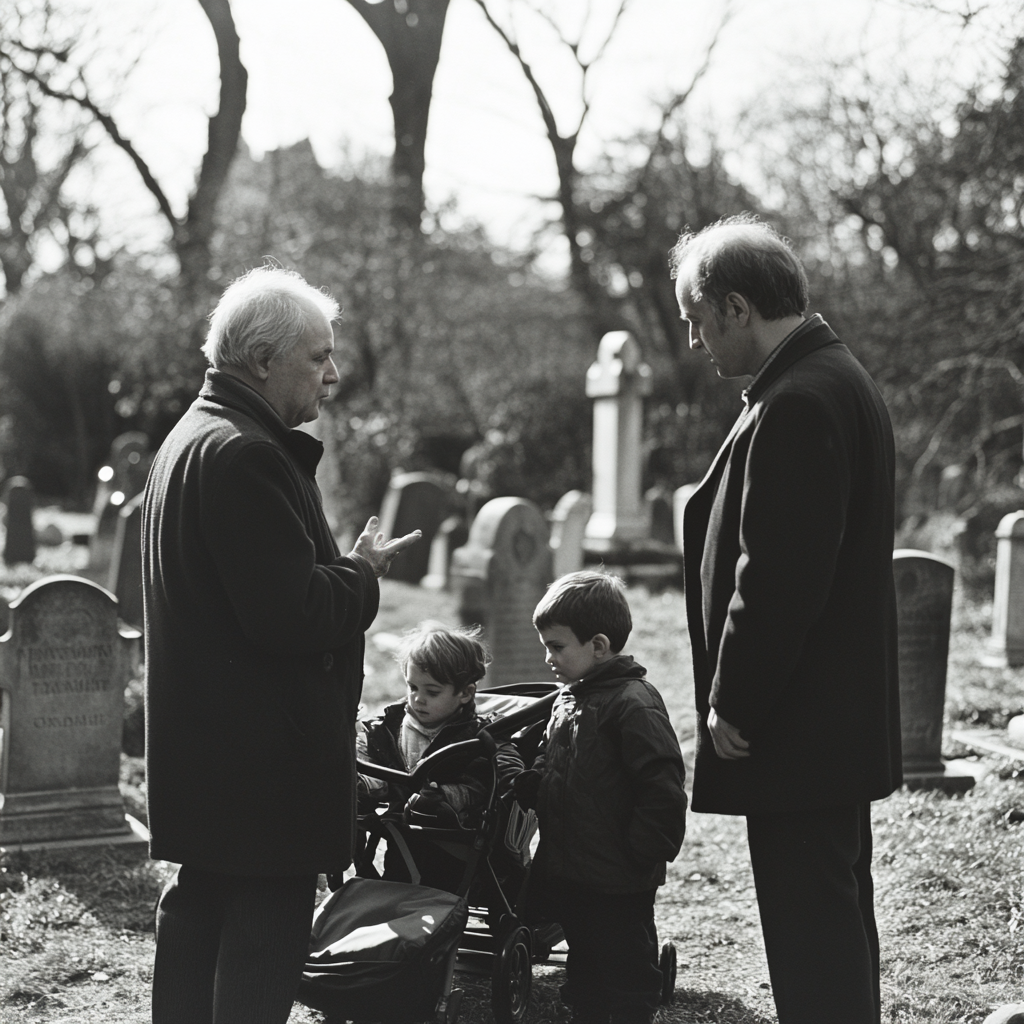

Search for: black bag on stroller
xmin=297 ymin=876 xmax=467 ymax=1024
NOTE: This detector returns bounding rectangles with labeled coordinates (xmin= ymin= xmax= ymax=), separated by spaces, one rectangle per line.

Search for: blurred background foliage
xmin=0 ymin=0 xmax=1021 ymax=584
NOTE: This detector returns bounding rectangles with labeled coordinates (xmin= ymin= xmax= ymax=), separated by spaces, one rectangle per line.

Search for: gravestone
xmin=646 ymin=487 xmax=676 ymax=546
xmin=989 ymin=511 xmax=1024 ymax=667
xmin=451 ymin=497 xmax=553 ymax=687
xmin=378 ymin=472 xmax=451 ymax=583
xmin=108 ymin=493 xmax=144 ymax=628
xmin=0 ymin=575 xmax=145 ymax=848
xmin=584 ymin=332 xmax=653 ymax=548
xmin=2 ymin=476 xmax=36 ymax=566
xmin=549 ymin=491 xmax=592 ymax=579
xmin=673 ymin=484 xmax=698 ymax=551
xmin=421 ymin=516 xmax=469 ymax=591
xmin=89 ymin=432 xmax=151 ymax=574
xmin=893 ymin=549 xmax=973 ymax=792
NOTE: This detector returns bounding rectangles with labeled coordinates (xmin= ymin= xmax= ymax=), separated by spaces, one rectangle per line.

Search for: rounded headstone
xmin=378 ymin=472 xmax=451 ymax=583
xmin=982 ymin=1006 xmax=1024 ymax=1024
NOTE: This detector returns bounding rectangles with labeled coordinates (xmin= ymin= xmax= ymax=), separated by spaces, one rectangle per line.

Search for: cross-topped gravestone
xmin=451 ymin=497 xmax=553 ymax=687
xmin=550 ymin=490 xmax=592 ymax=579
xmin=893 ymin=549 xmax=973 ymax=792
xmin=108 ymin=493 xmax=144 ymax=629
xmin=3 ymin=476 xmax=37 ymax=566
xmin=378 ymin=472 xmax=451 ymax=584
xmin=0 ymin=575 xmax=145 ymax=848
xmin=584 ymin=332 xmax=653 ymax=549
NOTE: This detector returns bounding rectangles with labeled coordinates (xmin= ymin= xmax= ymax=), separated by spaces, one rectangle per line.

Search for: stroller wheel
xmin=659 ymin=941 xmax=677 ymax=1005
xmin=492 ymin=921 xmax=532 ymax=1024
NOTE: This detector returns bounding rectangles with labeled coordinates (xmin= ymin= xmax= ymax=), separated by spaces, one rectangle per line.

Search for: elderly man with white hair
xmin=142 ymin=266 xmax=420 ymax=1024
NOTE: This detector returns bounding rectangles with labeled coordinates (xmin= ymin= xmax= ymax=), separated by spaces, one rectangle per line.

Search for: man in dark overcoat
xmin=142 ymin=266 xmax=419 ymax=1024
xmin=672 ymin=216 xmax=901 ymax=1024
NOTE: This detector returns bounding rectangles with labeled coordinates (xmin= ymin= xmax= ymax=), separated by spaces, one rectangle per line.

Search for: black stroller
xmin=296 ymin=682 xmax=677 ymax=1024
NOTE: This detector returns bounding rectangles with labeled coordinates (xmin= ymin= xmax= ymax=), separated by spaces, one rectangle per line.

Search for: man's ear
xmin=459 ymin=682 xmax=477 ymax=704
xmin=724 ymin=291 xmax=751 ymax=326
xmin=591 ymin=634 xmax=613 ymax=659
xmin=251 ymin=351 xmax=273 ymax=381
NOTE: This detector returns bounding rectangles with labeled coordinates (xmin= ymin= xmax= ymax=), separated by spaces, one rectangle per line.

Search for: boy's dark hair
xmin=533 ymin=571 xmax=632 ymax=653
xmin=395 ymin=621 xmax=489 ymax=694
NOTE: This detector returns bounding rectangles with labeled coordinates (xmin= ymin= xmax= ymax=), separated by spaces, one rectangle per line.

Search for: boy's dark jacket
xmin=534 ymin=655 xmax=687 ymax=894
xmin=361 ymin=700 xmax=524 ymax=816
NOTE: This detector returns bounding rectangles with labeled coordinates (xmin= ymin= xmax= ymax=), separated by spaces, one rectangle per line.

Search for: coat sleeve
xmin=204 ymin=440 xmax=379 ymax=653
xmin=621 ymin=702 xmax=688 ymax=869
xmin=712 ymin=392 xmax=849 ymax=731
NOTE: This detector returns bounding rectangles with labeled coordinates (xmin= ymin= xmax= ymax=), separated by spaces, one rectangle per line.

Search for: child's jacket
xmin=535 ymin=654 xmax=687 ymax=893
xmin=358 ymin=701 xmax=523 ymax=822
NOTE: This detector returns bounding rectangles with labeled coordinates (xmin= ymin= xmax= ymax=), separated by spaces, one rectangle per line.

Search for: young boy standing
xmin=516 ymin=572 xmax=687 ymax=1024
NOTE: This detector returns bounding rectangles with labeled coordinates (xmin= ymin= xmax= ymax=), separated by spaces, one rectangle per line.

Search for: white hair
xmin=202 ymin=266 xmax=340 ymax=372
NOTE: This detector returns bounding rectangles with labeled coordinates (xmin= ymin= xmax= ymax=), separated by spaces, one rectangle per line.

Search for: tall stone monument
xmin=584 ymin=332 xmax=653 ymax=548
xmin=0 ymin=576 xmax=145 ymax=848
xmin=451 ymin=497 xmax=553 ymax=687
xmin=989 ymin=510 xmax=1024 ymax=667
xmin=893 ymin=549 xmax=973 ymax=793
xmin=2 ymin=476 xmax=36 ymax=566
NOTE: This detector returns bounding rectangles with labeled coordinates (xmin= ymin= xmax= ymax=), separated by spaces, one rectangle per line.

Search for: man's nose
xmin=324 ymin=357 xmax=340 ymax=384
xmin=688 ymin=328 xmax=701 ymax=351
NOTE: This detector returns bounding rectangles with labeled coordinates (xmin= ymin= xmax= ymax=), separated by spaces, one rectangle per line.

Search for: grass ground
xmin=3 ymin=578 xmax=1024 ymax=1022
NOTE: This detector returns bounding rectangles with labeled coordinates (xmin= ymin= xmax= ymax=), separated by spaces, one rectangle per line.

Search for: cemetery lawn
xmin=2 ymin=581 xmax=1024 ymax=1022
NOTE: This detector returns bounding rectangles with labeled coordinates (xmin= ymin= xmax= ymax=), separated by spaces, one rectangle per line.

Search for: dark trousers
xmin=549 ymin=880 xmax=662 ymax=1023
xmin=152 ymin=864 xmax=317 ymax=1024
xmin=746 ymin=802 xmax=880 ymax=1024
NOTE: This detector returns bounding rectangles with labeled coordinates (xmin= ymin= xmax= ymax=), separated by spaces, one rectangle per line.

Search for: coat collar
xmin=741 ymin=315 xmax=840 ymax=408
xmin=199 ymin=368 xmax=325 ymax=477
xmin=570 ymin=654 xmax=647 ymax=694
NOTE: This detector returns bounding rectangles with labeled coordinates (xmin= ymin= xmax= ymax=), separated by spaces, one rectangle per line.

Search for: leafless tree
xmin=344 ymin=0 xmax=451 ymax=236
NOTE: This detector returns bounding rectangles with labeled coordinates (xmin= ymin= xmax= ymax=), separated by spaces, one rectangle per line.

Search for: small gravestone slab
xmin=646 ymin=487 xmax=676 ymax=546
xmin=421 ymin=516 xmax=468 ymax=591
xmin=108 ymin=493 xmax=144 ymax=628
xmin=451 ymin=497 xmax=553 ymax=687
xmin=108 ymin=431 xmax=151 ymax=500
xmin=3 ymin=476 xmax=36 ymax=566
xmin=89 ymin=432 xmax=151 ymax=574
xmin=989 ymin=511 xmax=1024 ymax=667
xmin=378 ymin=472 xmax=451 ymax=583
xmin=893 ymin=549 xmax=973 ymax=793
xmin=0 ymin=575 xmax=144 ymax=848
xmin=673 ymin=484 xmax=698 ymax=551
xmin=550 ymin=491 xmax=592 ymax=579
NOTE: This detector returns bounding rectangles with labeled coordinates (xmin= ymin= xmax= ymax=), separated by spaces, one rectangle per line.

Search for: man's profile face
xmin=675 ymin=276 xmax=749 ymax=379
xmin=263 ymin=311 xmax=340 ymax=428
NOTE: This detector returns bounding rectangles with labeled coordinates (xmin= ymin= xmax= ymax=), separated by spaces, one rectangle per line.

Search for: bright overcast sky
xmin=74 ymin=0 xmax=997 ymax=259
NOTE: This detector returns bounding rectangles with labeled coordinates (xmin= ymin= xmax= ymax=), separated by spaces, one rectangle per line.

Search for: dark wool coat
xmin=142 ymin=370 xmax=379 ymax=876
xmin=682 ymin=319 xmax=902 ymax=816
xmin=534 ymin=655 xmax=687 ymax=894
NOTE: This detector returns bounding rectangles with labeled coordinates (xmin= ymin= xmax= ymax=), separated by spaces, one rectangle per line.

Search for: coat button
xmin=323 ymin=653 xmax=334 ymax=671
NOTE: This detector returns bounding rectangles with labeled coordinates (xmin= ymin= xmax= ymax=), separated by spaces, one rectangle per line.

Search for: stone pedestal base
xmin=902 ymin=761 xmax=976 ymax=793
xmin=0 ymin=785 xmax=145 ymax=848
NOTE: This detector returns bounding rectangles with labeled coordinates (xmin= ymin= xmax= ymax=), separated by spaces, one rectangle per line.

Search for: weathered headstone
xmin=646 ymin=487 xmax=676 ymax=546
xmin=0 ymin=575 xmax=145 ymax=848
xmin=584 ymin=332 xmax=653 ymax=548
xmin=549 ymin=491 xmax=592 ymax=579
xmin=989 ymin=511 xmax=1024 ymax=667
xmin=451 ymin=497 xmax=553 ymax=687
xmin=893 ymin=549 xmax=973 ymax=792
xmin=421 ymin=516 xmax=468 ymax=591
xmin=378 ymin=472 xmax=451 ymax=583
xmin=108 ymin=493 xmax=144 ymax=628
xmin=89 ymin=432 xmax=151 ymax=574
xmin=673 ymin=484 xmax=698 ymax=552
xmin=3 ymin=476 xmax=36 ymax=566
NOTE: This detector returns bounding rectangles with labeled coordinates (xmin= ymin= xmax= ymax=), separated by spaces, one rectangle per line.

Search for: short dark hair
xmin=533 ymin=571 xmax=632 ymax=653
xmin=668 ymin=213 xmax=809 ymax=321
xmin=396 ymin=622 xmax=489 ymax=694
